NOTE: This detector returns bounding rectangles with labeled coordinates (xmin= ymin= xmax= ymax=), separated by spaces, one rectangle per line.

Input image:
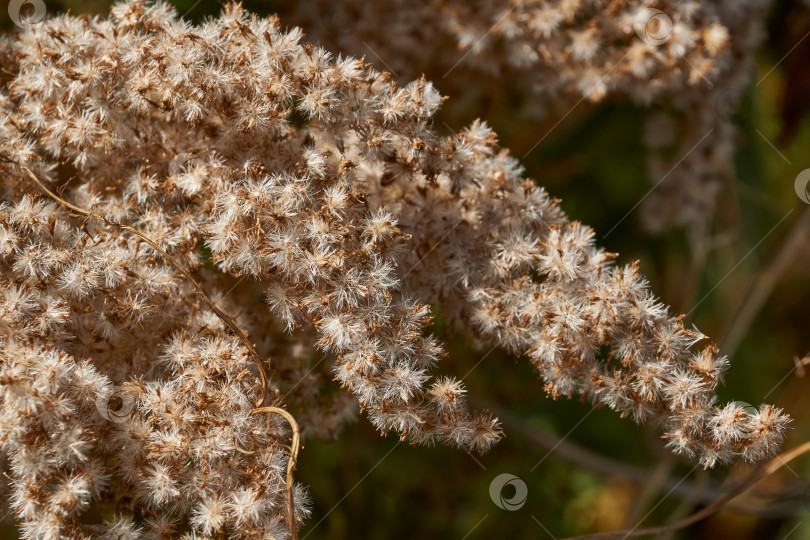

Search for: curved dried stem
xmin=251 ymin=406 xmax=301 ymax=540
xmin=21 ymin=164 xmax=269 ymax=406
xmin=561 ymin=440 xmax=810 ymax=540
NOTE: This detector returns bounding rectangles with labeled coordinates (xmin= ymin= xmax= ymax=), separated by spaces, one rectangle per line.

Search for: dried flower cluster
xmin=0 ymin=1 xmax=789 ymax=538
xmin=291 ymin=0 xmax=770 ymax=231
xmin=300 ymin=0 xmax=739 ymax=101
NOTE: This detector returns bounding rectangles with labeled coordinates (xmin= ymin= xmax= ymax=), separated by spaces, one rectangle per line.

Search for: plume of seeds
xmin=0 ymin=1 xmax=789 ymax=538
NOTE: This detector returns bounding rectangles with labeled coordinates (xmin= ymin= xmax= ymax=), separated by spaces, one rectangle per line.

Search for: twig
xmin=560 ymin=440 xmax=810 ymax=539
xmin=659 ymin=469 xmax=710 ymax=540
xmin=251 ymin=406 xmax=301 ymax=540
xmin=621 ymin=452 xmax=674 ymax=528
xmin=21 ymin=164 xmax=270 ymax=406
xmin=480 ymin=398 xmax=808 ymax=516
xmin=722 ymin=206 xmax=810 ymax=359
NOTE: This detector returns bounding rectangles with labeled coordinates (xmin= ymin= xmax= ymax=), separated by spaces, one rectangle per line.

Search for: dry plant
xmin=0 ymin=1 xmax=798 ymax=538
xmin=290 ymin=0 xmax=770 ymax=232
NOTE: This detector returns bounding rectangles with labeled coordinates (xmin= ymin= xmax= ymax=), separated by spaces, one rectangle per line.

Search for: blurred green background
xmin=2 ymin=0 xmax=810 ymax=538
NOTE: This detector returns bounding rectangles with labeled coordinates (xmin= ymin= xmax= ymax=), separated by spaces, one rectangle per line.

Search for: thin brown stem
xmin=621 ymin=453 xmax=674 ymax=528
xmin=659 ymin=470 xmax=710 ymax=540
xmin=251 ymin=406 xmax=301 ymax=540
xmin=480 ymin=398 xmax=807 ymax=516
xmin=561 ymin=440 xmax=810 ymax=540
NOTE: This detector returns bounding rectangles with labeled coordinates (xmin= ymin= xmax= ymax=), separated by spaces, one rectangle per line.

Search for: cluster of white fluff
xmin=0 ymin=194 xmax=306 ymax=538
xmin=0 ymin=2 xmax=789 ymax=538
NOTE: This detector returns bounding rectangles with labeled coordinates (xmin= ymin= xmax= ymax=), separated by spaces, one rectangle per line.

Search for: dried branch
xmin=484 ymin=398 xmax=807 ymax=517
xmin=251 ymin=406 xmax=301 ymax=540
xmin=562 ymin=440 xmax=810 ymax=539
